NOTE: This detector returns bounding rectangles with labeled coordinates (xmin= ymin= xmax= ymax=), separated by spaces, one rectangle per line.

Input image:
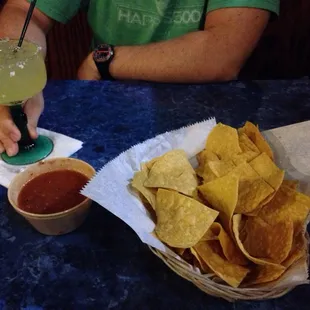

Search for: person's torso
xmin=87 ymin=0 xmax=207 ymax=46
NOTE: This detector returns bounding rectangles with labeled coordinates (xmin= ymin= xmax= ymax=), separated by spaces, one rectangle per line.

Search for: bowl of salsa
xmin=8 ymin=157 xmax=96 ymax=235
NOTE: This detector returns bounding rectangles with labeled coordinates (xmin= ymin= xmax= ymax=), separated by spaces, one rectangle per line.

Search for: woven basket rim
xmin=148 ymin=230 xmax=310 ymax=302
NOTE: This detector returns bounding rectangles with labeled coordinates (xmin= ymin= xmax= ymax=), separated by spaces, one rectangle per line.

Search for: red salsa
xmin=18 ymin=169 xmax=89 ymax=214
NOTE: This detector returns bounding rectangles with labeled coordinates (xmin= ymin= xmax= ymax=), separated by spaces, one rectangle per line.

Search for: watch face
xmin=93 ymin=44 xmax=114 ymax=63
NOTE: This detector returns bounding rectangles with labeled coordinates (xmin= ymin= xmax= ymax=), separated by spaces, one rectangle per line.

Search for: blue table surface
xmin=1 ymin=80 xmax=310 ymax=310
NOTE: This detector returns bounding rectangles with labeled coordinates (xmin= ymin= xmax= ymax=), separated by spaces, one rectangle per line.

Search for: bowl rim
xmin=7 ymin=157 xmax=96 ymax=219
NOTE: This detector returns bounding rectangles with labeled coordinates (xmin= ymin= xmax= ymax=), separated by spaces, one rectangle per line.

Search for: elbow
xmin=220 ymin=67 xmax=240 ymax=82
xmin=212 ymin=64 xmax=240 ymax=82
xmin=198 ymin=61 xmax=241 ymax=83
xmin=5 ymin=0 xmax=54 ymax=34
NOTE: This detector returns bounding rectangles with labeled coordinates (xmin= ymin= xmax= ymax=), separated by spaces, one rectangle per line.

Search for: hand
xmin=0 ymin=92 xmax=44 ymax=157
xmin=77 ymin=53 xmax=101 ymax=80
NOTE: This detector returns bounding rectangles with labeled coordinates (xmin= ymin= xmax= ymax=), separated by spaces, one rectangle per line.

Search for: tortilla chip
xmin=246 ymin=190 xmax=277 ymax=216
xmin=144 ymin=157 xmax=159 ymax=170
xmin=199 ymin=225 xmax=218 ymax=242
xmin=282 ymin=228 xmax=307 ymax=269
xmin=282 ymin=179 xmax=299 ymax=190
xmin=155 ymin=189 xmax=219 ymax=248
xmin=250 ymin=171 xmax=297 ymax=216
xmin=196 ymin=149 xmax=219 ymax=181
xmin=238 ymin=121 xmax=274 ymax=161
xmin=197 ymin=149 xmax=220 ymax=165
xmin=131 ymin=167 xmax=156 ymax=209
xmin=198 ymin=174 xmax=239 ymax=232
xmin=173 ymin=247 xmax=187 ymax=257
xmin=249 ymin=152 xmax=284 ymax=190
xmin=242 ymin=217 xmax=293 ymax=264
xmin=192 ymin=188 xmax=205 ymax=204
xmin=206 ymin=123 xmax=242 ymax=160
xmin=180 ymin=248 xmax=194 ymax=263
xmin=232 ymin=215 xmax=281 ymax=266
xmin=245 ymin=264 xmax=286 ymax=286
xmin=208 ymin=160 xmax=236 ymax=178
xmin=258 ymin=184 xmax=310 ymax=231
xmin=238 ymin=133 xmax=260 ymax=153
xmin=232 ymin=151 xmax=260 ymax=166
xmin=194 ymin=240 xmax=250 ymax=288
xmin=209 ymin=222 xmax=248 ymax=265
xmin=237 ymin=178 xmax=274 ymax=215
xmin=228 ymin=162 xmax=257 ymax=179
xmin=227 ymin=163 xmax=274 ymax=214
xmin=190 ymin=247 xmax=212 ymax=273
xmin=144 ymin=150 xmax=197 ymax=196
xmin=196 ymin=163 xmax=217 ymax=183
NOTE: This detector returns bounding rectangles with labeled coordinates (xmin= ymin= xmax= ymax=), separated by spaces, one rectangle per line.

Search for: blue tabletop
xmin=1 ymin=80 xmax=310 ymax=310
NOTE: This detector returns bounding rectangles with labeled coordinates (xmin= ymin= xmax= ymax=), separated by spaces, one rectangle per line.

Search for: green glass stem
xmin=9 ymin=104 xmax=35 ymax=150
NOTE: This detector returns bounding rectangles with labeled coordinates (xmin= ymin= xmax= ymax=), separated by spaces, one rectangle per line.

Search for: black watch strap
xmin=93 ymin=44 xmax=115 ymax=80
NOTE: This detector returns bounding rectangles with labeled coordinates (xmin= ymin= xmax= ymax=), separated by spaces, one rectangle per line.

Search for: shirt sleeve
xmin=27 ymin=0 xmax=83 ymax=23
xmin=206 ymin=0 xmax=280 ymax=16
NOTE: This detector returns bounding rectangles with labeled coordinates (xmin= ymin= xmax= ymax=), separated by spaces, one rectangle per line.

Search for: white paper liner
xmin=82 ymin=118 xmax=310 ymax=288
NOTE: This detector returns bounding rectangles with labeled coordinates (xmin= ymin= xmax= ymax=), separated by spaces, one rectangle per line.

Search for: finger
xmin=0 ymin=119 xmax=21 ymax=142
xmin=27 ymin=125 xmax=38 ymax=139
xmin=1 ymin=137 xmax=18 ymax=157
xmin=0 ymin=107 xmax=21 ymax=141
xmin=0 ymin=142 xmax=4 ymax=154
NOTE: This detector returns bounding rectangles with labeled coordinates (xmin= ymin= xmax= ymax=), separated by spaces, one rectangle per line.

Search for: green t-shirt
xmin=31 ymin=0 xmax=280 ymax=46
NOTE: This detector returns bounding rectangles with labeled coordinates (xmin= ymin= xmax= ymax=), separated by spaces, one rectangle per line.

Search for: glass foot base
xmin=1 ymin=135 xmax=54 ymax=166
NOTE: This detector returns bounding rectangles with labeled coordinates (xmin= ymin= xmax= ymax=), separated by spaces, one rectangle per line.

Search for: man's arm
xmin=0 ymin=0 xmax=53 ymax=57
xmin=79 ymin=7 xmax=270 ymax=83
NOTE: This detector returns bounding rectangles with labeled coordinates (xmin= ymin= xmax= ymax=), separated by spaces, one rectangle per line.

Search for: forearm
xmin=0 ymin=0 xmax=48 ymax=57
xmin=80 ymin=8 xmax=268 ymax=83
xmin=110 ymin=30 xmax=240 ymax=83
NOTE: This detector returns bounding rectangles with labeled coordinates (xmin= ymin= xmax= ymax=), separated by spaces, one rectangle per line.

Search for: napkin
xmin=0 ymin=128 xmax=83 ymax=188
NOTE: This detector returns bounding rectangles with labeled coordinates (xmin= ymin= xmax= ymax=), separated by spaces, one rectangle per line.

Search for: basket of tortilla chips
xmin=130 ymin=122 xmax=310 ymax=302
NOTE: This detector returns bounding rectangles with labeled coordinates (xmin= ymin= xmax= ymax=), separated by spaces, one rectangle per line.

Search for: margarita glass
xmin=0 ymin=38 xmax=53 ymax=165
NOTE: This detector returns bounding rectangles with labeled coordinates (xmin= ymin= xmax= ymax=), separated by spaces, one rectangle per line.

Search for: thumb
xmin=23 ymin=92 xmax=44 ymax=139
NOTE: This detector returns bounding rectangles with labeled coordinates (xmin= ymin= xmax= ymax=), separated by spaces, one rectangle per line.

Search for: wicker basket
xmin=149 ymin=242 xmax=309 ymax=302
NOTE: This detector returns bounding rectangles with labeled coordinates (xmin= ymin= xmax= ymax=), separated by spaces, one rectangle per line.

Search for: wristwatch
xmin=93 ymin=43 xmax=115 ymax=80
